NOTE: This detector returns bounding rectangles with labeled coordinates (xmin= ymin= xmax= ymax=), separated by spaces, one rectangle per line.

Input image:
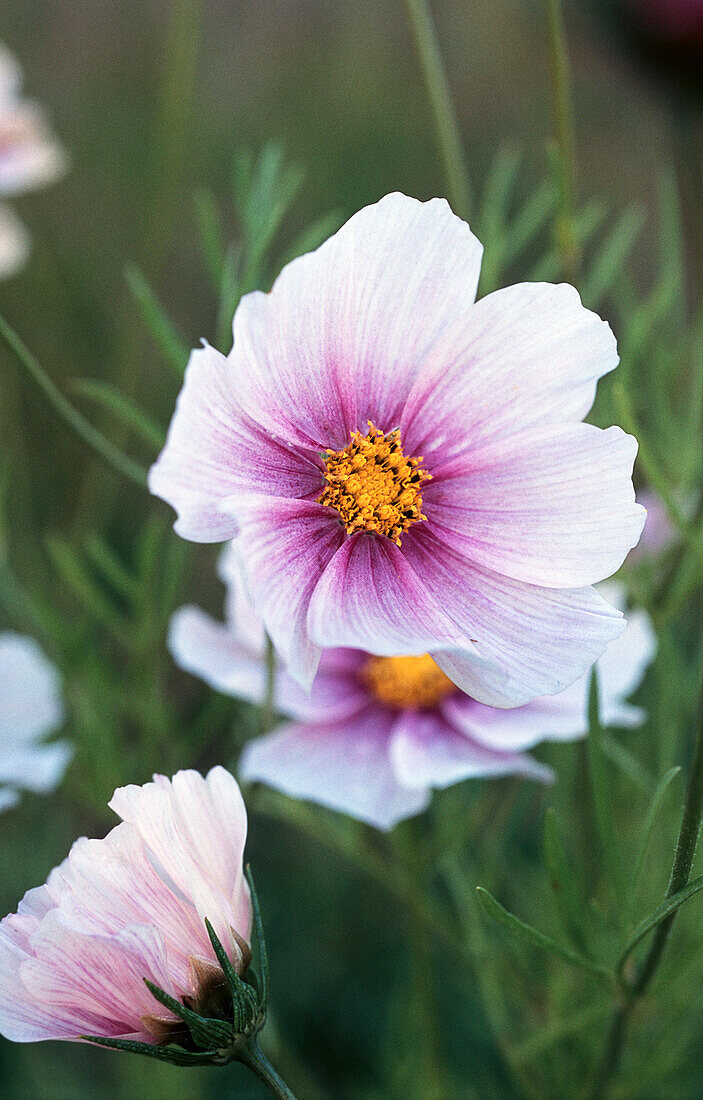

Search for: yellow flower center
xmin=362 ymin=654 xmax=456 ymax=710
xmin=317 ymin=422 xmax=431 ymax=545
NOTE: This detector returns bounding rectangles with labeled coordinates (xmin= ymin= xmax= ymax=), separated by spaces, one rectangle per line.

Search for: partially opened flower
xmin=0 ymin=632 xmax=71 ymax=812
xmin=170 ymin=549 xmax=656 ymax=830
xmin=151 ymin=193 xmax=644 ymax=708
xmin=0 ymin=768 xmax=255 ymax=1050
xmin=0 ymin=43 xmax=67 ymax=278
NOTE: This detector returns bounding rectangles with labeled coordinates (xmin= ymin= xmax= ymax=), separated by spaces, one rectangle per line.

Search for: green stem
xmin=260 ymin=634 xmax=276 ymax=735
xmin=0 ymin=313 xmax=148 ymax=490
xmin=589 ymin=671 xmax=703 ymax=1097
xmin=403 ymin=0 xmax=473 ymax=220
xmin=543 ymin=0 xmax=579 ymax=283
xmin=238 ymin=1036 xmax=298 ymax=1100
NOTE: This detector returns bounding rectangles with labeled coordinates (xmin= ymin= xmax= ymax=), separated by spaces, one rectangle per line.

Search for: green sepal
xmin=204 ymin=919 xmax=259 ymax=1032
xmin=246 ymin=863 xmax=269 ymax=1010
xmin=144 ymin=979 xmax=233 ymax=1049
xmin=81 ymin=1035 xmax=216 ymax=1067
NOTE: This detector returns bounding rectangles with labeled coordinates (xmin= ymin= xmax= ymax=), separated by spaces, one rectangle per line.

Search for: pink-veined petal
xmin=307 ymin=532 xmax=468 ymax=656
xmin=389 ymin=710 xmax=552 ymax=790
xmin=239 ymin=709 xmax=430 ymax=830
xmin=148 ymin=343 xmax=323 ymax=543
xmin=401 ymin=281 xmax=618 ymax=462
xmin=423 ymin=422 xmax=644 ymax=587
xmin=402 ymin=527 xmax=624 ymax=706
xmin=231 ymin=193 xmax=484 ymax=451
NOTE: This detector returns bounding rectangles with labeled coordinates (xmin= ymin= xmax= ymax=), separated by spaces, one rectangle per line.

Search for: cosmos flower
xmin=0 ymin=632 xmax=71 ymax=812
xmin=169 ymin=549 xmax=656 ymax=830
xmin=0 ymin=767 xmax=252 ymax=1043
xmin=151 ymin=192 xmax=645 ymax=707
xmin=0 ymin=43 xmax=67 ymax=279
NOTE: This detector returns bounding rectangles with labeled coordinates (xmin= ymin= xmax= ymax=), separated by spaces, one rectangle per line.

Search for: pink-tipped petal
xmin=402 ymin=281 xmax=618 ymax=461
xmin=232 ymin=193 xmax=484 ymax=451
xmin=424 ymin=422 xmax=644 ymax=587
xmin=402 ymin=528 xmax=624 ymax=706
xmin=239 ymin=710 xmax=430 ymax=830
xmin=307 ymin=532 xmax=468 ymax=656
xmin=390 ymin=710 xmax=553 ymax=790
xmin=21 ymin=913 xmax=175 ymax=1041
xmin=149 ymin=343 xmax=323 ymax=543
xmin=109 ymin=767 xmax=251 ymax=953
xmin=220 ymin=496 xmax=345 ymax=689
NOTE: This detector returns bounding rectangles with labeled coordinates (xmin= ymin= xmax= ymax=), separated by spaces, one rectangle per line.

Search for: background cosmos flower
xmin=0 ymin=632 xmax=71 ymax=812
xmin=151 ymin=193 xmax=645 ymax=709
xmin=169 ymin=548 xmax=656 ymax=830
xmin=0 ymin=43 xmax=67 ymax=279
xmin=0 ymin=767 xmax=251 ymax=1042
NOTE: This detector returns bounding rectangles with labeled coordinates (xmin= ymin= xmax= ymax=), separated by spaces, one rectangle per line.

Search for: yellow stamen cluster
xmin=317 ymin=422 xmax=431 ymax=545
xmin=362 ymin=654 xmax=456 ymax=711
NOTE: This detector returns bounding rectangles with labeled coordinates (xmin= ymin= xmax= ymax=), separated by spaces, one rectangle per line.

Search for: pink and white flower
xmin=169 ymin=549 xmax=656 ymax=830
xmin=0 ymin=632 xmax=71 ymax=812
xmin=151 ymin=193 xmax=644 ymax=708
xmin=0 ymin=767 xmax=251 ymax=1043
xmin=0 ymin=44 xmax=67 ymax=278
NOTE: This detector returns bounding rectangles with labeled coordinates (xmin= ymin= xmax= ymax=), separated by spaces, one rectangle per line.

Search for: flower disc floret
xmin=317 ymin=422 xmax=431 ymax=545
xmin=362 ymin=653 xmax=455 ymax=710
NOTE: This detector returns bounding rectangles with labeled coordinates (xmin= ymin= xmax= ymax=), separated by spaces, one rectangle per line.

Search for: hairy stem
xmin=403 ymin=0 xmax=473 ymax=220
xmin=238 ymin=1037 xmax=298 ymax=1100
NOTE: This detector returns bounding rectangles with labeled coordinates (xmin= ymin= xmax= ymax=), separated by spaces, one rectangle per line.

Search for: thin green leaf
xmin=600 ymin=732 xmax=654 ymax=794
xmin=581 ymin=205 xmax=645 ymax=307
xmin=629 ymin=767 xmax=681 ymax=904
xmin=215 ymin=244 xmax=241 ymax=352
xmin=0 ymin=312 xmax=147 ymax=489
xmin=617 ymin=875 xmax=703 ymax=974
xmin=194 ymin=187 xmax=225 ymax=287
xmin=281 ymin=211 xmax=343 ymax=268
xmin=45 ymin=536 xmax=132 ymax=649
xmin=124 ymin=264 xmax=189 ymax=376
xmin=587 ymin=668 xmax=621 ymax=899
xmin=543 ymin=808 xmax=585 ymax=951
xmin=475 ymin=887 xmax=613 ymax=982
xmin=83 ymin=533 xmax=138 ymax=602
xmin=74 ymin=379 xmax=165 ymax=452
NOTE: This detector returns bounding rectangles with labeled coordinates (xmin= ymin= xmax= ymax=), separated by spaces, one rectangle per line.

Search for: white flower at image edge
xmin=0 ymin=633 xmax=71 ymax=811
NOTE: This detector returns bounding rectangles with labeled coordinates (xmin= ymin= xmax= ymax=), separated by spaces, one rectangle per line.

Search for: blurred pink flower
xmin=0 ymin=633 xmax=71 ymax=812
xmin=0 ymin=767 xmax=252 ymax=1043
xmin=0 ymin=44 xmax=68 ymax=278
xmin=151 ymin=193 xmax=645 ymax=707
xmin=169 ymin=549 xmax=656 ymax=830
xmin=626 ymin=0 xmax=703 ymax=45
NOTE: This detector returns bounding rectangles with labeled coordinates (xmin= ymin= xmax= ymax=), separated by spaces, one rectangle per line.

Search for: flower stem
xmin=543 ymin=0 xmax=579 ymax=283
xmin=259 ymin=634 xmax=276 ymax=735
xmin=589 ymin=670 xmax=703 ymax=1096
xmin=0 ymin=312 xmax=148 ymax=490
xmin=403 ymin=0 xmax=473 ymax=220
xmin=238 ymin=1036 xmax=298 ymax=1100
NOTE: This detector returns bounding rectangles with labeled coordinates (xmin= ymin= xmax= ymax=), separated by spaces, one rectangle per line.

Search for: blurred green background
xmin=1 ymin=1 xmax=703 ymax=1097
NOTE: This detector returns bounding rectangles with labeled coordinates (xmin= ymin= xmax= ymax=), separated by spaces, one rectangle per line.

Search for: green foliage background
xmin=0 ymin=1 xmax=702 ymax=1097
